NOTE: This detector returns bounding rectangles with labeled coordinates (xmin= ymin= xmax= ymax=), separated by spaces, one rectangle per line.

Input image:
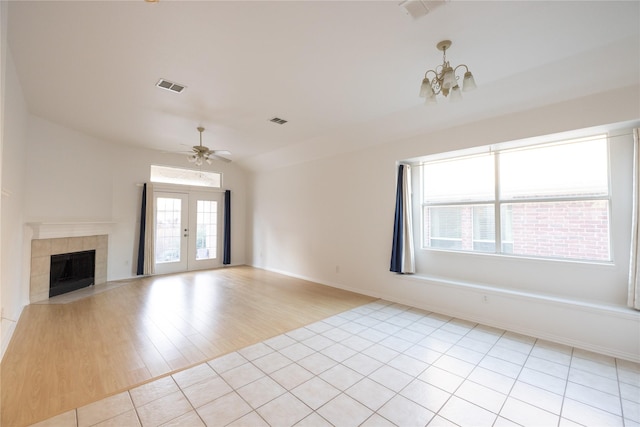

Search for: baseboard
xmin=1 ymin=309 xmax=20 ymax=362
xmin=255 ymin=265 xmax=640 ymax=363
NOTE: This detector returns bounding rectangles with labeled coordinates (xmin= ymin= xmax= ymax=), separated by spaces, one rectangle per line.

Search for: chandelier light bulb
xmin=462 ymin=71 xmax=476 ymax=91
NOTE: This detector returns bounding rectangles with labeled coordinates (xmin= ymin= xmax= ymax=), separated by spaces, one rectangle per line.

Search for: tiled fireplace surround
xmin=28 ymin=223 xmax=112 ymax=303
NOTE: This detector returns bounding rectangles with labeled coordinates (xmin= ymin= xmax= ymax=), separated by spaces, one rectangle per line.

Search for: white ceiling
xmin=7 ymin=1 xmax=640 ymax=171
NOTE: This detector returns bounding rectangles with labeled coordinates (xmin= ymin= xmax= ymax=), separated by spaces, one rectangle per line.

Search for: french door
xmin=154 ymin=190 xmax=222 ymax=275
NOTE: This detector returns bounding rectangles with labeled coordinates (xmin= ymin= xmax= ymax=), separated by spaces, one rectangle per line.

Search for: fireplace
xmin=49 ymin=250 xmax=96 ymax=297
xmin=29 ymin=233 xmax=109 ymax=303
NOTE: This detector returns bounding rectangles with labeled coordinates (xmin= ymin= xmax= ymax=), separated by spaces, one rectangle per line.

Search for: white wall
xmin=249 ymin=85 xmax=640 ymax=361
xmin=23 ymin=116 xmax=248 ymax=281
xmin=1 ymin=30 xmax=29 ymax=359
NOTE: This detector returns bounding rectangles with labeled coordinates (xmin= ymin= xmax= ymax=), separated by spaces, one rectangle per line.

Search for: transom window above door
xmin=150 ymin=165 xmax=222 ymax=188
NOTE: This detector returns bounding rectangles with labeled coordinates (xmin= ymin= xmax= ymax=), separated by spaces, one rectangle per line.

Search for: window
xmin=421 ymin=135 xmax=611 ymax=262
xmin=150 ymin=165 xmax=221 ymax=188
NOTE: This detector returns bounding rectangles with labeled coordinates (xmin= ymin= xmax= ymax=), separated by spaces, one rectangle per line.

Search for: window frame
xmin=419 ymin=135 xmax=612 ymax=263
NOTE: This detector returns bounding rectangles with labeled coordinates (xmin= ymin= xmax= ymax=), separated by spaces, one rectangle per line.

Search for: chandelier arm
xmin=453 ymin=64 xmax=469 ymax=75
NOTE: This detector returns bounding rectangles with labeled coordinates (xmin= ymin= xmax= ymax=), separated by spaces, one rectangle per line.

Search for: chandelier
xmin=419 ymin=40 xmax=476 ymax=103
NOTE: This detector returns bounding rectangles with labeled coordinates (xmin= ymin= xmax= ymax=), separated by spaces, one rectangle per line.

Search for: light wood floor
xmin=1 ymin=266 xmax=375 ymax=427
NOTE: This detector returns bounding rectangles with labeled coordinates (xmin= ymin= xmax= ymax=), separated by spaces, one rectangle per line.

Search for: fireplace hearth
xmin=49 ymin=250 xmax=96 ymax=297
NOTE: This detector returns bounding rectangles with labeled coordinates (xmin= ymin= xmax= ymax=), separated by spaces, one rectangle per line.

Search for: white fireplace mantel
xmin=27 ymin=222 xmax=116 ymax=239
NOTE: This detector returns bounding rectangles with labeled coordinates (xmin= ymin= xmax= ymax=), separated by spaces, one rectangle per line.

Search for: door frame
xmin=152 ymin=185 xmax=224 ymax=275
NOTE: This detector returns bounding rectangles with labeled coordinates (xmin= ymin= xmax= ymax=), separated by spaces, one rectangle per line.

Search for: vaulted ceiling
xmin=7 ymin=1 xmax=640 ymax=171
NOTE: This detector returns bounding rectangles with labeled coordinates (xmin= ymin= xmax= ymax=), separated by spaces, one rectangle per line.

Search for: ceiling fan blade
xmin=208 ymin=154 xmax=232 ymax=163
xmin=211 ymin=149 xmax=231 ymax=155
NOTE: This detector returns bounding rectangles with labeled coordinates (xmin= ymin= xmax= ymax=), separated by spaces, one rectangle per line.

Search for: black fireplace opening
xmin=49 ymin=250 xmax=96 ymax=297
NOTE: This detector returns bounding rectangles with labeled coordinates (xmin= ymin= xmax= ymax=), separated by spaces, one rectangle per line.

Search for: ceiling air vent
xmin=399 ymin=0 xmax=448 ymax=19
xmin=156 ymin=78 xmax=186 ymax=93
xmin=269 ymin=117 xmax=288 ymax=125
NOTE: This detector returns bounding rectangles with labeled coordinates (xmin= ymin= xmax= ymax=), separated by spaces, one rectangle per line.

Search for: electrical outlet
xmin=482 ymin=295 xmax=489 ymax=304
xmin=335 ymin=265 xmax=340 ymax=274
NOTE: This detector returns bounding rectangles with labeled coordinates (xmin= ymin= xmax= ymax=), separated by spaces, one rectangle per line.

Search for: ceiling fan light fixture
xmin=185 ymin=127 xmax=232 ymax=166
xmin=419 ymin=40 xmax=476 ymax=103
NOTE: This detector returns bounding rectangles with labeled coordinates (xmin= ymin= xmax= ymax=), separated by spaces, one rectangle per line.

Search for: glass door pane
xmin=154 ymin=193 xmax=188 ymax=275
xmin=155 ymin=197 xmax=182 ymax=264
xmin=196 ymin=200 xmax=218 ymax=260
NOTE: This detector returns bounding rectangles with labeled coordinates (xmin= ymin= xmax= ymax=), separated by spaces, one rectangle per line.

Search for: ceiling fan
xmin=184 ymin=126 xmax=231 ymax=165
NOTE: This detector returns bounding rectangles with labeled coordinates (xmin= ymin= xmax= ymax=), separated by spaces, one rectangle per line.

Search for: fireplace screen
xmin=49 ymin=250 xmax=96 ymax=297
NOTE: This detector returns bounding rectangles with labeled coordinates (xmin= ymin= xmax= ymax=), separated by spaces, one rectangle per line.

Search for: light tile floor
xmin=31 ymin=300 xmax=640 ymax=427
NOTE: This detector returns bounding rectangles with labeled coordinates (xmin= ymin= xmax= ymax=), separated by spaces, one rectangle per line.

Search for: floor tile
xmin=360 ymin=414 xmax=396 ymax=427
xmin=316 ymin=393 xmax=373 ymax=427
xmin=387 ymin=353 xmax=429 ymax=377
xmin=524 ymin=355 xmax=569 ymax=379
xmin=238 ymin=342 xmax=274 ymax=361
xmin=270 ymin=363 xmax=315 ymax=390
xmin=565 ymin=381 xmax=622 ymax=415
xmin=561 ymin=397 xmax=624 ymax=426
xmin=346 ymin=377 xmax=395 ymax=411
xmin=159 ymin=410 xmax=205 ymax=427
xmin=517 ymin=367 xmax=566 ymax=394
xmin=237 ymin=375 xmax=286 ymax=409
xmin=320 ymin=342 xmax=357 ymax=362
xmin=196 ymin=392 xmax=252 ymax=426
xmin=286 ymin=327 xmax=317 ymax=341
xmin=432 ymin=354 xmax=476 ymax=378
xmin=438 ymin=396 xmax=496 ymax=426
xmin=418 ymin=366 xmax=465 ymax=393
xmin=295 ymin=412 xmax=333 ymax=427
xmin=445 ymin=344 xmax=485 ymax=364
xmin=292 ymin=377 xmax=341 ymax=410
xmin=227 ymin=411 xmax=269 ymax=427
xmin=369 ymin=365 xmax=414 ymax=392
xmin=129 ymin=376 xmax=179 ymax=408
xmin=499 ymin=397 xmax=559 ymax=427
xmin=219 ymin=362 xmax=265 ymax=389
xmin=570 ymin=356 xmax=618 ymax=380
xmin=478 ymin=356 xmax=522 ymax=378
xmin=455 ymin=380 xmax=507 ymax=413
xmin=297 ymin=352 xmax=338 ymax=375
xmin=77 ymin=392 xmax=134 ymax=427
xmin=468 ymin=366 xmax=515 ymax=395
xmin=509 ymin=381 xmax=562 ymax=414
xmin=252 ymin=351 xmax=293 ymax=374
xmin=207 ymin=351 xmax=247 ymax=373
xmin=136 ymin=390 xmax=193 ymax=427
xmin=403 ymin=344 xmax=442 ymax=365
xmin=264 ymin=334 xmax=297 ymax=351
xmin=568 ymin=367 xmax=620 ymax=395
xmin=341 ymin=335 xmax=374 ymax=352
xmin=377 ymin=394 xmax=434 ymax=427
xmin=400 ymin=379 xmax=451 ymax=413
xmin=182 ymin=374 xmax=233 ymax=408
xmin=172 ymin=363 xmax=217 ymax=389
xmin=302 ymin=334 xmax=335 ymax=351
xmin=362 ymin=343 xmax=399 ymax=363
xmin=342 ymin=352 xmax=384 ymax=376
xmin=319 ymin=364 xmax=363 ymax=390
xmin=257 ymin=392 xmax=312 ymax=427
xmin=280 ymin=342 xmax=316 ymax=361
xmin=93 ymin=409 xmax=140 ymax=427
xmin=623 ymin=398 xmax=640 ymax=424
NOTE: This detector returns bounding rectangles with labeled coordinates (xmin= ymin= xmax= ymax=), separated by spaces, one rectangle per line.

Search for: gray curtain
xmin=390 ymin=164 xmax=415 ymax=274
